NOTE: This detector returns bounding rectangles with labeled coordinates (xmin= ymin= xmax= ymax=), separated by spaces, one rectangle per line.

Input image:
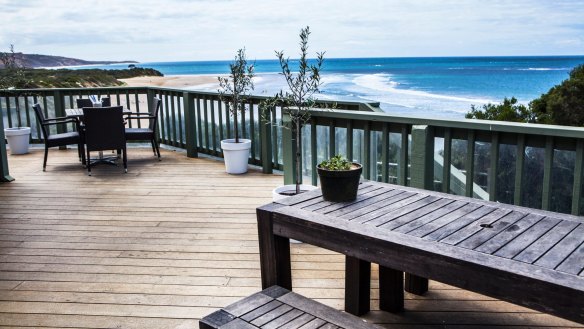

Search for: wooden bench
xmin=199 ymin=285 xmax=382 ymax=329
xmin=257 ymin=181 xmax=584 ymax=324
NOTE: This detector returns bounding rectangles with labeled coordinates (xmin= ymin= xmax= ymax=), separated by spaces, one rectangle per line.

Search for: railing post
xmin=260 ymin=105 xmax=273 ymax=174
xmin=0 ymin=106 xmax=15 ymax=182
xmin=183 ymin=92 xmax=198 ymax=158
xmin=146 ymin=89 xmax=155 ymax=112
xmin=282 ymin=111 xmax=296 ymax=185
xmin=52 ymin=90 xmax=67 ymax=149
xmin=405 ymin=124 xmax=433 ymax=295
xmin=410 ymin=125 xmax=434 ymax=190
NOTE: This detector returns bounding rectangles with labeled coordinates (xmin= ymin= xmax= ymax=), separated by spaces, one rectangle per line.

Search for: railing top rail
xmin=307 ymin=108 xmax=584 ymax=138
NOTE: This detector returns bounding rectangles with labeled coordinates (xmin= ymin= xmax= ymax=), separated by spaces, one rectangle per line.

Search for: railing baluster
xmin=489 ymin=132 xmax=499 ymax=201
xmin=514 ymin=134 xmax=526 ymax=206
xmin=311 ymin=118 xmax=318 ymax=186
xmin=218 ymin=100 xmax=224 ymax=144
xmin=466 ymin=130 xmax=476 ymax=198
xmin=176 ymin=94 xmax=184 ymax=147
xmin=164 ymin=93 xmax=172 ymax=145
xmin=381 ymin=123 xmax=389 ymax=183
xmin=134 ymin=92 xmax=141 ymax=128
xmin=260 ymin=104 xmax=273 ymax=174
xmin=271 ymin=106 xmax=279 ymax=169
xmin=572 ymin=140 xmax=583 ymax=215
xmin=196 ymin=97 xmax=203 ymax=151
xmin=347 ymin=120 xmax=354 ymax=162
xmin=249 ymin=100 xmax=256 ymax=161
xmin=203 ymin=96 xmax=210 ymax=152
xmin=443 ymin=128 xmax=452 ymax=193
xmin=210 ymin=98 xmax=217 ymax=154
xmin=399 ymin=125 xmax=408 ymax=186
xmin=542 ymin=136 xmax=555 ymax=210
xmin=171 ymin=93 xmax=178 ymax=147
xmin=158 ymin=94 xmax=167 ymax=145
xmin=329 ymin=120 xmax=336 ymax=159
xmin=363 ymin=122 xmax=371 ymax=180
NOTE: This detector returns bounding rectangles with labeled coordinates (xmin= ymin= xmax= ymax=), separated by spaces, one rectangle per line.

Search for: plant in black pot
xmin=317 ymin=155 xmax=363 ymax=202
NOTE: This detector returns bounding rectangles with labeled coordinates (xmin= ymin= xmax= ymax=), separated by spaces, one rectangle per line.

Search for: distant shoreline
xmin=120 ymin=74 xmax=219 ymax=89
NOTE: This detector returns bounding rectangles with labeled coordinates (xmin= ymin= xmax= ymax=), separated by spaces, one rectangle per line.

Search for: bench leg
xmin=405 ymin=273 xmax=428 ymax=295
xmin=344 ymin=256 xmax=370 ymax=316
xmin=257 ymin=206 xmax=292 ymax=290
xmin=379 ymin=266 xmax=404 ymax=312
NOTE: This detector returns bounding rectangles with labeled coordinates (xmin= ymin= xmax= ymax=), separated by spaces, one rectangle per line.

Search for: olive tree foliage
xmin=0 ymin=44 xmax=32 ymax=128
xmin=218 ymin=48 xmax=254 ymax=143
xmin=262 ymin=26 xmax=325 ymax=194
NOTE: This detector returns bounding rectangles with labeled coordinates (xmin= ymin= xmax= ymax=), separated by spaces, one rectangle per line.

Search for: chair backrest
xmin=101 ymin=97 xmax=111 ymax=107
xmin=32 ymin=103 xmax=50 ymax=139
xmin=150 ymin=97 xmax=161 ymax=131
xmin=76 ymin=98 xmax=93 ymax=108
xmin=83 ymin=106 xmax=126 ymax=152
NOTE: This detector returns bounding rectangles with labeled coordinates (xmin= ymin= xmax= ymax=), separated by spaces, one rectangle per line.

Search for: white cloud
xmin=0 ymin=0 xmax=582 ymax=61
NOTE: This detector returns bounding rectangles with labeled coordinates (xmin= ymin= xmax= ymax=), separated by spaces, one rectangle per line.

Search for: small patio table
xmin=256 ymin=181 xmax=584 ymax=324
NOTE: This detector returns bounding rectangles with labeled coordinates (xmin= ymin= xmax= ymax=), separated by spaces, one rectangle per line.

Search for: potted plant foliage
xmin=1 ymin=45 xmax=31 ymax=155
xmin=265 ymin=26 xmax=325 ymax=199
xmin=317 ymin=155 xmax=363 ymax=202
xmin=218 ymin=48 xmax=254 ymax=174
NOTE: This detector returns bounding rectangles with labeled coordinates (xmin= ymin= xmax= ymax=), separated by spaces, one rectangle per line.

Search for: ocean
xmin=78 ymin=56 xmax=584 ymax=119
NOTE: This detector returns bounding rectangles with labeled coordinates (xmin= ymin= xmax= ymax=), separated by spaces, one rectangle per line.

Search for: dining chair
xmin=33 ymin=103 xmax=85 ymax=171
xmin=83 ymin=106 xmax=127 ymax=176
xmin=76 ymin=98 xmax=93 ymax=108
xmin=101 ymin=97 xmax=111 ymax=107
xmin=125 ymin=97 xmax=162 ymax=160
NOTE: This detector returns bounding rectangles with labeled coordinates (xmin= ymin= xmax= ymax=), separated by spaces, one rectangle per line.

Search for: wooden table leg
xmin=257 ymin=206 xmax=292 ymax=290
xmin=344 ymin=256 xmax=370 ymax=315
xmin=405 ymin=273 xmax=428 ymax=295
xmin=379 ymin=266 xmax=404 ymax=312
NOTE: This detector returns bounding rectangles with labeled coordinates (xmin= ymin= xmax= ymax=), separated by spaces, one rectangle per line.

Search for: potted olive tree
xmin=317 ymin=155 xmax=363 ymax=202
xmin=218 ymin=48 xmax=254 ymax=174
xmin=266 ymin=26 xmax=325 ymax=199
xmin=1 ymin=45 xmax=31 ymax=155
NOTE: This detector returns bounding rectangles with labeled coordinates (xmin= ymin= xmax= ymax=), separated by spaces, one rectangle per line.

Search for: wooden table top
xmin=272 ymin=181 xmax=584 ymax=281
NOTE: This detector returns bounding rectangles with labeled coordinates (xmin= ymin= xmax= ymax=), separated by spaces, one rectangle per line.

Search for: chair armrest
xmin=126 ymin=115 xmax=156 ymax=120
xmin=41 ymin=118 xmax=79 ymax=126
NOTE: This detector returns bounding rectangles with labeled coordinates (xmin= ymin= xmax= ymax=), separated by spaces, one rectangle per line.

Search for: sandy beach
xmin=119 ymin=75 xmax=219 ymax=88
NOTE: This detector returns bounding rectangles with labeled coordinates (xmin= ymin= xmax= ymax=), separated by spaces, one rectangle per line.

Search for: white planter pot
xmin=272 ymin=184 xmax=318 ymax=202
xmin=4 ymin=127 xmax=31 ymax=155
xmin=221 ymin=139 xmax=251 ymax=174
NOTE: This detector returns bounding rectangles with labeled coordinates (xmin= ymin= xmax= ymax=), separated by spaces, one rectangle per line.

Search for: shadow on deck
xmin=0 ymin=147 xmax=581 ymax=328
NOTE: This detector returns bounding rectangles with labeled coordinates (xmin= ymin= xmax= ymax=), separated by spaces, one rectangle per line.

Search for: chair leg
xmin=150 ymin=140 xmax=156 ymax=156
xmin=153 ymin=138 xmax=161 ymax=160
xmin=79 ymin=142 xmax=86 ymax=166
xmin=43 ymin=146 xmax=49 ymax=171
xmin=123 ymin=147 xmax=128 ymax=173
xmin=86 ymin=150 xmax=92 ymax=176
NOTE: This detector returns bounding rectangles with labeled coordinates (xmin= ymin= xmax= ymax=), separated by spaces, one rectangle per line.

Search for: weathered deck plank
xmin=0 ymin=148 xmax=582 ymax=328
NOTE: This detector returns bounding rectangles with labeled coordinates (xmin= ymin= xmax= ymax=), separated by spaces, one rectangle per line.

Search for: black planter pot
xmin=317 ymin=163 xmax=363 ymax=202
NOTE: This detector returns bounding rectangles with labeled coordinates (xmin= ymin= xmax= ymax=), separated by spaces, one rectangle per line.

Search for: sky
xmin=1 ymin=0 xmax=583 ymax=63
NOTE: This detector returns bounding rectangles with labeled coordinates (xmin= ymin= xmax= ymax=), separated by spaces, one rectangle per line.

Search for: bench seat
xmin=199 ymin=285 xmax=382 ymax=329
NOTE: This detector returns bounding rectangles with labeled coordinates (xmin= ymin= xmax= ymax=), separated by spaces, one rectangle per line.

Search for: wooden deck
xmin=1 ymin=147 xmax=582 ymax=329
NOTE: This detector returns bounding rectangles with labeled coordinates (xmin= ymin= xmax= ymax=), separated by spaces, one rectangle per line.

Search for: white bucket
xmin=5 ymin=127 xmax=31 ymax=155
xmin=221 ymin=139 xmax=252 ymax=174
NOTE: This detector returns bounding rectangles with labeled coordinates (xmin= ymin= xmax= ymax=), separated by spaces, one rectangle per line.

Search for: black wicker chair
xmin=101 ymin=97 xmax=111 ymax=107
xmin=125 ymin=97 xmax=161 ymax=160
xmin=33 ymin=103 xmax=85 ymax=171
xmin=83 ymin=106 xmax=127 ymax=176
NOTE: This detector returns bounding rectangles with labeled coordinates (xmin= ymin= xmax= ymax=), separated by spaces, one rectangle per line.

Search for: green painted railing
xmin=2 ymin=86 xmax=583 ymax=216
